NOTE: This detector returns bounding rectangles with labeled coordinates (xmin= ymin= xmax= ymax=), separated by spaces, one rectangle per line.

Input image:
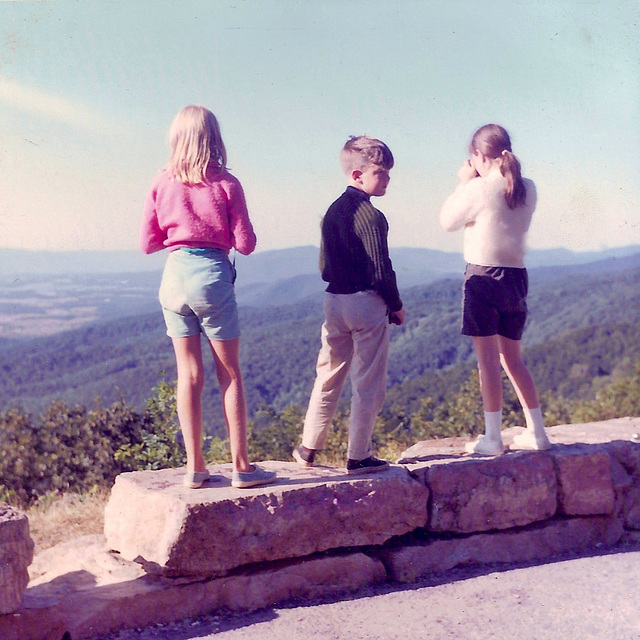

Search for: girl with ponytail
xmin=440 ymin=124 xmax=551 ymax=455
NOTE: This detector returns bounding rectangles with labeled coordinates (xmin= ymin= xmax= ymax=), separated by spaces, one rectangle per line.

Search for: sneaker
xmin=464 ymin=435 xmax=505 ymax=456
xmin=292 ymin=445 xmax=316 ymax=468
xmin=231 ymin=464 xmax=277 ymax=489
xmin=183 ymin=469 xmax=210 ymax=489
xmin=346 ymin=456 xmax=390 ymax=475
xmin=510 ymin=431 xmax=552 ymax=451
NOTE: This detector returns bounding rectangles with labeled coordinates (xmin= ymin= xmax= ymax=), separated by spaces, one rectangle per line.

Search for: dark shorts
xmin=461 ymin=264 xmax=528 ymax=340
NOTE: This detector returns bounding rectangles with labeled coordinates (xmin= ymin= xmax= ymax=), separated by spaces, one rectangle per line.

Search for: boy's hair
xmin=340 ymin=135 xmax=394 ymax=175
xmin=167 ymin=105 xmax=227 ymax=184
xmin=469 ymin=124 xmax=526 ymax=209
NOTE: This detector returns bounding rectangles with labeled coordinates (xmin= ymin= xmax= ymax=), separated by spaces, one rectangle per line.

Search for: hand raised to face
xmin=458 ymin=159 xmax=479 ymax=184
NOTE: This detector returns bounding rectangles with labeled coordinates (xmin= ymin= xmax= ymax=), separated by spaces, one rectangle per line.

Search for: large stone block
xmin=604 ymin=440 xmax=640 ymax=480
xmin=3 ymin=534 xmax=386 ymax=640
xmin=398 ymin=418 xmax=640 ymax=463
xmin=425 ymin=452 xmax=557 ymax=533
xmin=605 ymin=441 xmax=640 ymax=529
xmin=381 ymin=515 xmax=624 ymax=583
xmin=553 ymin=445 xmax=615 ymax=516
xmin=104 ymin=461 xmax=428 ymax=577
xmin=0 ymin=503 xmax=34 ymax=615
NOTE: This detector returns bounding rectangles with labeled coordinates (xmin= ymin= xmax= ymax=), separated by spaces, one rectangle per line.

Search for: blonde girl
xmin=440 ymin=123 xmax=551 ymax=455
xmin=140 ymin=105 xmax=276 ymax=488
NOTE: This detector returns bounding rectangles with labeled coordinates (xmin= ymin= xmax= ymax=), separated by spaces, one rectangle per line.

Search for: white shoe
xmin=510 ymin=431 xmax=552 ymax=451
xmin=464 ymin=435 xmax=504 ymax=456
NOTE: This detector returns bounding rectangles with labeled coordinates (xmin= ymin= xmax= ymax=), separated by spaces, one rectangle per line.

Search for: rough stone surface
xmin=29 ymin=534 xmax=146 ymax=587
xmin=553 ymin=445 xmax=616 ymax=515
xmin=104 ymin=461 xmax=429 ymax=577
xmin=0 ymin=503 xmax=34 ymax=615
xmin=398 ymin=417 xmax=640 ymax=462
xmin=3 ymin=418 xmax=639 ymax=640
xmin=604 ymin=439 xmax=640 ymax=529
xmin=424 ymin=452 xmax=557 ymax=533
xmin=1 ymin=535 xmax=385 ymax=640
xmin=381 ymin=515 xmax=624 ymax=583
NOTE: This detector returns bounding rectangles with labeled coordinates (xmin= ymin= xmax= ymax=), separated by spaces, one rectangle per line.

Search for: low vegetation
xmin=2 ymin=262 xmax=640 ymax=552
xmin=27 ymin=490 xmax=109 ymax=555
xmin=1 ymin=264 xmax=639 ymax=434
xmin=18 ymin=356 xmax=640 ymax=554
xmin=3 ymin=354 xmax=638 ymax=500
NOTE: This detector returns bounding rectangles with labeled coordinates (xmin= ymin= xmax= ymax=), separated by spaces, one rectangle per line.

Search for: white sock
xmin=484 ymin=411 xmax=502 ymax=441
xmin=523 ymin=406 xmax=545 ymax=436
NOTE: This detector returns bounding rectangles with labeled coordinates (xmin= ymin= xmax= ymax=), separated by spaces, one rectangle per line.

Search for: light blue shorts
xmin=158 ymin=248 xmax=239 ymax=341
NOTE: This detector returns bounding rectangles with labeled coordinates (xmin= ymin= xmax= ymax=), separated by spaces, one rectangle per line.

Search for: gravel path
xmin=100 ymin=541 xmax=640 ymax=640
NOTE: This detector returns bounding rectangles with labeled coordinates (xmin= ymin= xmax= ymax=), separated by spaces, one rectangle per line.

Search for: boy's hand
xmin=389 ymin=309 xmax=405 ymax=326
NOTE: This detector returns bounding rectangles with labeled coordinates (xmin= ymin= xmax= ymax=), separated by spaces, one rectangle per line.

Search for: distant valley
xmin=1 ymin=244 xmax=639 ymax=339
xmin=0 ymin=245 xmax=639 ymax=436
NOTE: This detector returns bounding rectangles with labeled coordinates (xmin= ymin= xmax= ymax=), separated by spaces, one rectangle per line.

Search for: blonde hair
xmin=470 ymin=124 xmax=526 ymax=209
xmin=167 ymin=105 xmax=227 ymax=184
xmin=340 ymin=135 xmax=394 ymax=175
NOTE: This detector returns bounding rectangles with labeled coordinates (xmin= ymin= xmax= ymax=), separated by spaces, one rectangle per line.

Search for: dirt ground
xmin=100 ymin=540 xmax=640 ymax=640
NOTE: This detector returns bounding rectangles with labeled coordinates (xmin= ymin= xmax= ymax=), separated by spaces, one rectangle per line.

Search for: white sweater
xmin=439 ymin=168 xmax=537 ymax=268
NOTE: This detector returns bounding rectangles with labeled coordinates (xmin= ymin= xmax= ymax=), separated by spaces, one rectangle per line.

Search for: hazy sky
xmin=1 ymin=0 xmax=638 ymax=255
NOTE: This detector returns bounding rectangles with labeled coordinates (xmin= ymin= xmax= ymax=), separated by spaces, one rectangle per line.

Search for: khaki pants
xmin=302 ymin=291 xmax=390 ymax=461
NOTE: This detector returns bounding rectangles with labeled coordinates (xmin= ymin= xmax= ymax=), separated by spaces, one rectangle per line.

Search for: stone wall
xmin=101 ymin=422 xmax=640 ymax=584
xmin=104 ymin=462 xmax=429 ymax=578
xmin=0 ymin=504 xmax=33 ymax=615
xmin=2 ymin=417 xmax=640 ymax=640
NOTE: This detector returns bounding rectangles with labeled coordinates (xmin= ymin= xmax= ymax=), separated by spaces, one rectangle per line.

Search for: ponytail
xmin=470 ymin=124 xmax=527 ymax=209
xmin=500 ymin=150 xmax=526 ymax=209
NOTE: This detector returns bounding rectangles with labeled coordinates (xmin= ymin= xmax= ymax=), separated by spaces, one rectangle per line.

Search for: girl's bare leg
xmin=172 ymin=335 xmax=207 ymax=473
xmin=465 ymin=335 xmax=505 ymax=454
xmin=472 ymin=335 xmax=503 ymax=412
xmin=207 ymin=337 xmax=252 ymax=473
xmin=498 ymin=335 xmax=550 ymax=448
xmin=497 ymin=335 xmax=539 ymax=409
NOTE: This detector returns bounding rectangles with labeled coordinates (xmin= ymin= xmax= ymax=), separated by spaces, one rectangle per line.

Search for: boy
xmin=293 ymin=136 xmax=405 ymax=474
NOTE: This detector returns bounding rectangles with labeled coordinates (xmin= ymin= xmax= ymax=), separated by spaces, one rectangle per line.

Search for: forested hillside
xmin=0 ymin=260 xmax=638 ymax=438
xmin=384 ymin=321 xmax=640 ymax=416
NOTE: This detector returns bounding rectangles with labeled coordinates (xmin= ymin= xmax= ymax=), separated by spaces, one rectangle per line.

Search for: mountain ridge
xmin=2 ymin=244 xmax=639 ymax=278
xmin=0 ymin=258 xmax=638 ymax=437
xmin=2 ymin=246 xmax=639 ymax=340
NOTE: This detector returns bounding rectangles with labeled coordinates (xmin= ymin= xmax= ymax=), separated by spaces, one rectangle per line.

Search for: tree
xmin=571 ymin=359 xmax=640 ymax=423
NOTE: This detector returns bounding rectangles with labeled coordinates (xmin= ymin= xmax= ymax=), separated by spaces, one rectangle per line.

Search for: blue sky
xmin=0 ymin=0 xmax=638 ymax=255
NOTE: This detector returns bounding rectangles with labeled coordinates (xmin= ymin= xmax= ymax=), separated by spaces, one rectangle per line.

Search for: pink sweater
xmin=140 ymin=169 xmax=257 ymax=255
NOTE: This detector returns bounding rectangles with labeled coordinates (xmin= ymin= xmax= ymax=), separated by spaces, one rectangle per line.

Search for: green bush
xmin=571 ymin=359 xmax=640 ymax=423
xmin=0 ymin=379 xmax=187 ymax=508
xmin=248 ymin=404 xmax=305 ymax=462
xmin=1 ymin=359 xmax=638 ymax=509
xmin=0 ymin=399 xmax=148 ymax=507
xmin=114 ymin=378 xmax=185 ymax=470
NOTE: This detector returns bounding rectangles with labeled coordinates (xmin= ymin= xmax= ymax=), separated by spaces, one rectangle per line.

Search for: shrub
xmin=0 ymin=379 xmax=187 ymax=508
xmin=2 ymin=359 xmax=638 ymax=509
xmin=571 ymin=359 xmax=640 ymax=423
xmin=0 ymin=399 xmax=148 ymax=507
xmin=114 ymin=378 xmax=185 ymax=470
